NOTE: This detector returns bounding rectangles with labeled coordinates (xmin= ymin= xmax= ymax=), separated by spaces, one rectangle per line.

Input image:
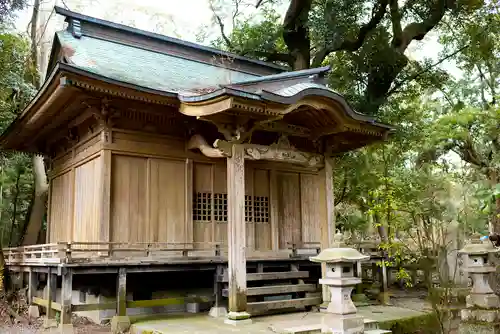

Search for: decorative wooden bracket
xmin=215 ymin=135 xmax=324 ymax=168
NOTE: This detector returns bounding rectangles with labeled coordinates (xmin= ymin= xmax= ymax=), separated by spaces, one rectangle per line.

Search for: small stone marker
xmin=458 ymin=234 xmax=500 ymax=333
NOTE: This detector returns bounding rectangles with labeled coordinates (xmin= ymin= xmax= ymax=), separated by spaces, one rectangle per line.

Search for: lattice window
xmin=254 ymin=196 xmax=270 ymax=223
xmin=193 ymin=192 xmax=212 ymax=221
xmin=245 ymin=195 xmax=253 ymax=222
xmin=214 ymin=193 xmax=228 ymax=222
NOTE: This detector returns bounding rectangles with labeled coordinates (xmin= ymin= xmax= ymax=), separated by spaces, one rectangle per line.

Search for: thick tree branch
xmin=283 ymin=0 xmax=313 ymax=70
xmin=397 ymin=0 xmax=456 ymax=52
xmin=311 ymin=0 xmax=389 ymax=68
xmin=388 ymin=43 xmax=468 ymax=96
xmin=209 ymin=1 xmax=233 ymax=50
xmin=389 ymin=0 xmax=403 ymax=47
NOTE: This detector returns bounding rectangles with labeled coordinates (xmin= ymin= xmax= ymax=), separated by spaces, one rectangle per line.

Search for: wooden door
xmin=276 ymin=172 xmax=302 ymax=249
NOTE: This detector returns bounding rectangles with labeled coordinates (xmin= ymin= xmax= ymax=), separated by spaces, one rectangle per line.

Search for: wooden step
xmin=218 ymin=271 xmax=309 ymax=283
xmin=222 ymin=284 xmax=317 ymax=297
xmin=247 ymin=297 xmax=321 ymax=315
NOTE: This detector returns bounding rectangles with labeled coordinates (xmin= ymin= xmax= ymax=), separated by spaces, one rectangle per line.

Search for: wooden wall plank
xmin=276 ymin=172 xmax=301 ymax=249
xmin=73 ymin=156 xmax=102 ymax=244
xmin=300 ymin=173 xmax=321 ymax=245
xmin=110 ymin=155 xmax=148 ymax=243
xmin=254 ymin=169 xmax=271 ymax=251
xmin=49 ymin=171 xmax=73 ymax=242
xmin=150 ymin=158 xmax=186 ymax=247
xmin=193 ymin=163 xmax=213 ymax=249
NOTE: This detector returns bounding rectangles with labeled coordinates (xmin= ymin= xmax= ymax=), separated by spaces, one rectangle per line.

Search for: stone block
xmin=321 ymin=313 xmax=364 ymax=334
xmin=467 ymin=294 xmax=500 ymax=309
xmin=59 ymin=323 xmax=74 ymax=334
xmin=461 ymin=309 xmax=500 ymax=323
xmin=208 ymin=306 xmax=227 ymax=318
xmin=111 ymin=315 xmax=131 ymax=334
xmin=459 ymin=322 xmax=500 ymax=334
xmin=186 ymin=302 xmax=200 ymax=313
xmin=28 ymin=305 xmax=40 ymax=319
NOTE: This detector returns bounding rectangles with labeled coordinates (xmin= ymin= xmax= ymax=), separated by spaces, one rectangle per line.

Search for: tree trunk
xmin=22 ymin=155 xmax=48 ymax=246
xmin=491 ymin=169 xmax=500 ymax=234
xmin=8 ymin=170 xmax=21 ymax=247
xmin=21 ymin=0 xmax=49 ymax=246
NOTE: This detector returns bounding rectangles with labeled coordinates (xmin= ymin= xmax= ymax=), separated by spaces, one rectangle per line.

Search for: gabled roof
xmin=55 ymin=30 xmax=259 ymax=93
xmin=0 ymin=7 xmax=393 ymax=153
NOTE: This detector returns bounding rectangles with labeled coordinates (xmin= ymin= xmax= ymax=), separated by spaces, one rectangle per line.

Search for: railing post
xmin=215 ymin=244 xmax=221 ymax=257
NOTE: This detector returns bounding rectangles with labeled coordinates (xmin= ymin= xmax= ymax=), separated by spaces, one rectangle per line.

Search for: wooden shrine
xmin=0 ymin=6 xmax=392 ymax=332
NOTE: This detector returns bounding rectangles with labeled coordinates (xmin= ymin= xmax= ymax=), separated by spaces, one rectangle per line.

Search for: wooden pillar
xmin=27 ymin=268 xmax=37 ymax=305
xmin=319 ymin=157 xmax=335 ymax=304
xmin=111 ymin=268 xmax=131 ymax=334
xmin=99 ymin=128 xmax=112 ymax=256
xmin=60 ymin=269 xmax=73 ymax=326
xmin=226 ymin=144 xmax=250 ymax=322
xmin=117 ymin=268 xmax=127 ymax=317
xmin=44 ymin=268 xmax=57 ymax=326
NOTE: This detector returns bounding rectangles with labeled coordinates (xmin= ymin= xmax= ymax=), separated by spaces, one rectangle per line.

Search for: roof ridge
xmin=54 ymin=6 xmax=286 ymax=72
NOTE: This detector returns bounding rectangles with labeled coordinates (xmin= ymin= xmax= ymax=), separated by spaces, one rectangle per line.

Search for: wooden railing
xmin=2 ymin=242 xmax=225 ymax=265
xmin=2 ymin=241 xmax=322 ymax=265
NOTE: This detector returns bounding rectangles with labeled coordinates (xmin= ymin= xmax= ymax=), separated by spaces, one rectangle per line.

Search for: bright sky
xmin=12 ymin=0 xmax=459 ymax=77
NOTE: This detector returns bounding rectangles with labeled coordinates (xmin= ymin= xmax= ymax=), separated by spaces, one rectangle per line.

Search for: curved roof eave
xmin=178 ymin=84 xmax=393 ymax=130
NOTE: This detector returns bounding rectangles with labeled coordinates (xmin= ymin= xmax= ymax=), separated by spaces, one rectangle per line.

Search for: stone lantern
xmin=458 ymin=234 xmax=500 ymax=333
xmin=310 ymin=234 xmax=370 ymax=333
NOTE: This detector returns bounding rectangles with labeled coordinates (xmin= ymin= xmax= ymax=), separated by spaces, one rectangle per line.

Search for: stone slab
xmin=130 ymin=304 xmax=427 ymax=334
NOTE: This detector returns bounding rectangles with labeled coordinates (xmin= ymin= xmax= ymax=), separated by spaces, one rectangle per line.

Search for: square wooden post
xmin=60 ymin=269 xmax=73 ymax=331
xmin=27 ymin=268 xmax=37 ymax=305
xmin=111 ymin=268 xmax=130 ymax=334
xmin=319 ymin=157 xmax=335 ymax=306
xmin=99 ymin=128 xmax=112 ymax=257
xmin=43 ymin=268 xmax=57 ymax=328
xmin=225 ymin=144 xmax=251 ymax=324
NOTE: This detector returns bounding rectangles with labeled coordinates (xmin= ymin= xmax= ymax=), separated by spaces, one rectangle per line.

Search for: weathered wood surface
xmin=222 ymin=284 xmax=317 ymax=297
xmin=214 ymin=140 xmax=324 ymax=168
xmin=247 ymin=297 xmax=321 ymax=315
xmin=226 ymin=144 xmax=247 ymax=313
xmin=2 ymin=242 xmax=319 ymax=266
xmin=218 ymin=271 xmax=310 ymax=283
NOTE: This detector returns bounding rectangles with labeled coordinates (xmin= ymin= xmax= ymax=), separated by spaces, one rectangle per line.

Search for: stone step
xmin=365 ymin=330 xmax=392 ymax=334
xmin=223 ymin=284 xmax=317 ymax=297
xmin=277 ymin=324 xmax=321 ymax=334
xmin=218 ymin=271 xmax=310 ymax=282
xmin=248 ymin=297 xmax=321 ymax=315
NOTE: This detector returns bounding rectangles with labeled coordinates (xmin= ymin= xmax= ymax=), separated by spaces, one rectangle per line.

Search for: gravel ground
xmin=0 ymin=302 xmax=110 ymax=333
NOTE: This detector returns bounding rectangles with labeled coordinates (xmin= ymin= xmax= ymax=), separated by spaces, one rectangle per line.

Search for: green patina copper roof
xmin=310 ymin=248 xmax=370 ymax=263
xmin=56 ymin=30 xmax=258 ymax=93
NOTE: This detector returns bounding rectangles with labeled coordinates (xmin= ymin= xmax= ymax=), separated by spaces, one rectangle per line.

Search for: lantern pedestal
xmin=310 ymin=239 xmax=370 ymax=334
xmin=458 ymin=236 xmax=500 ymax=334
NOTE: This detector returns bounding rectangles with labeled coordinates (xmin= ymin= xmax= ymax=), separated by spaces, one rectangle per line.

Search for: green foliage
xmin=378 ymin=313 xmax=441 ymax=334
xmin=0 ymin=27 xmax=35 ymax=247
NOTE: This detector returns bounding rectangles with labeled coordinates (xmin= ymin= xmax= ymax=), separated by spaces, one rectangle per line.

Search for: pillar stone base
xmin=43 ymin=318 xmax=58 ymax=329
xmin=59 ymin=323 xmax=74 ymax=334
xmin=321 ymin=313 xmax=364 ymax=334
xmin=27 ymin=305 xmax=39 ymax=319
xmin=225 ymin=311 xmax=252 ymax=325
xmin=209 ymin=306 xmax=227 ymax=318
xmin=111 ymin=315 xmax=131 ymax=334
